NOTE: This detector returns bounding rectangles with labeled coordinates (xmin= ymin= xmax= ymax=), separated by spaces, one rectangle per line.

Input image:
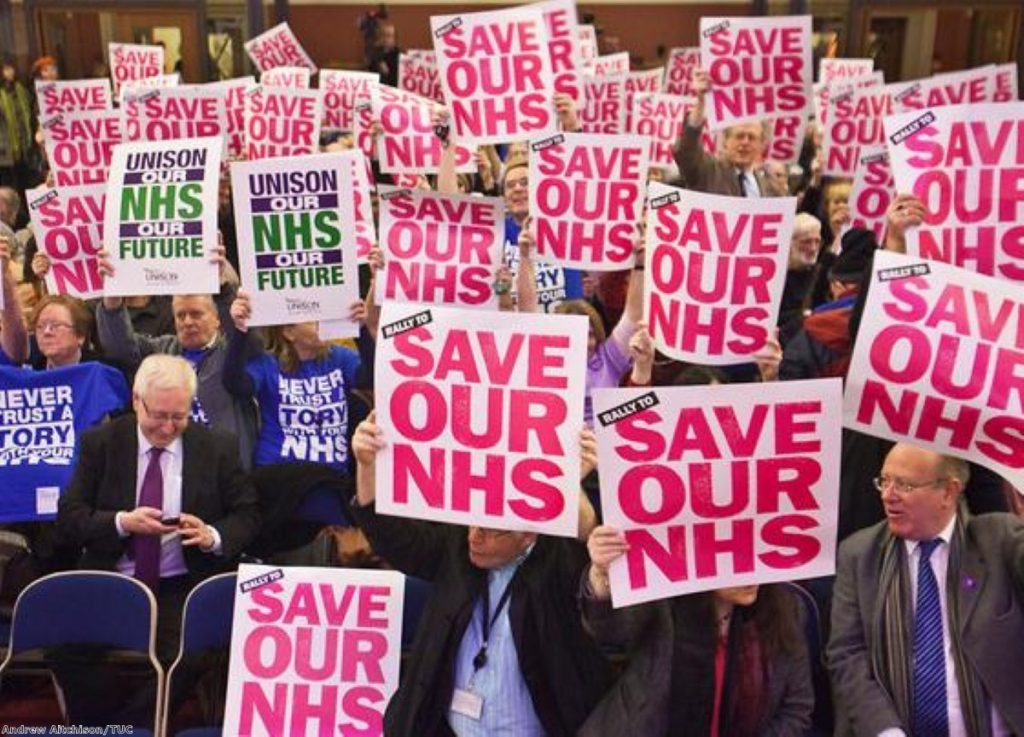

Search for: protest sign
xmin=232 ymin=152 xmax=360 ymax=329
xmin=843 ymin=250 xmax=1024 ymax=491
xmin=353 ymin=154 xmax=376 ymax=263
xmin=108 ymin=43 xmax=163 ymax=98
xmin=371 ymin=85 xmax=474 ymax=174
xmin=245 ymin=22 xmax=317 ymax=73
xmin=700 ymin=16 xmax=812 ymax=130
xmin=813 ymin=71 xmax=883 ymax=130
xmin=623 ymin=68 xmax=664 ymax=132
xmin=0 ymin=363 xmax=128 ymax=522
xmin=374 ymin=302 xmax=587 ymax=535
xmin=321 ymin=70 xmax=378 ymax=131
xmin=890 ymin=66 xmax=998 ymax=111
xmin=593 ymin=52 xmax=629 ymax=78
xmin=822 ymin=82 xmax=896 ymax=177
xmin=26 ymin=184 xmax=105 ymax=299
xmin=43 ymin=109 xmax=123 ymax=186
xmin=539 ymin=0 xmax=583 ymax=103
xmin=376 ymin=186 xmax=502 ymax=309
xmin=579 ymin=74 xmax=626 ymax=134
xmin=993 ymin=63 xmax=1018 ymax=102
xmin=117 ymin=72 xmax=179 ymax=106
xmin=103 ymin=137 xmax=222 ymax=297
xmin=765 ymin=115 xmax=807 ymax=165
xmin=245 ymin=85 xmax=322 ymax=160
xmin=529 ymin=132 xmax=647 ymax=270
xmin=223 ymin=564 xmax=403 ymax=737
xmin=594 ymin=379 xmax=841 ymax=607
xmin=819 ymin=57 xmax=873 ymax=85
xmin=842 ymin=145 xmax=892 ymax=243
xmin=432 ymin=5 xmax=558 ymax=145
xmin=398 ymin=51 xmax=445 ymax=103
xmin=35 ymin=79 xmax=111 ymax=119
xmin=577 ymin=25 xmax=598 ymax=71
xmin=123 ymin=86 xmax=228 ymax=143
xmin=207 ymin=77 xmax=254 ymax=159
xmin=645 ymin=182 xmax=794 ymax=364
xmin=629 ymin=94 xmax=714 ymax=169
xmin=261 ymin=66 xmax=312 ymax=89
xmin=352 ymin=101 xmax=376 ymax=161
xmin=664 ymin=47 xmax=700 ymax=96
xmin=885 ymin=101 xmax=1024 ymax=281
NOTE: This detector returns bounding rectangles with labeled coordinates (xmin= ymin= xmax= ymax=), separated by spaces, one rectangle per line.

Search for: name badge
xmin=451 ymin=687 xmax=484 ymax=720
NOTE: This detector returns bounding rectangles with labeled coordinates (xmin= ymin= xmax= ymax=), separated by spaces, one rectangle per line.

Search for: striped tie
xmin=911 ymin=538 xmax=948 ymax=737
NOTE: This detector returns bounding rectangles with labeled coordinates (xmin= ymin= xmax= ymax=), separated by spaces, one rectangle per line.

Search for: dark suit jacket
xmin=57 ymin=414 xmax=261 ymax=581
xmin=348 ymin=501 xmax=614 ymax=737
xmin=827 ymin=513 xmax=1024 ymax=736
xmin=673 ymin=120 xmax=788 ymax=197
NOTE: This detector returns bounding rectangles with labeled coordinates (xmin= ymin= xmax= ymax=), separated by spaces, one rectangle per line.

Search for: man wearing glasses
xmin=346 ymin=414 xmax=612 ymax=737
xmin=55 ymin=353 xmax=260 ymax=725
xmin=827 ymin=442 xmax=1024 ymax=737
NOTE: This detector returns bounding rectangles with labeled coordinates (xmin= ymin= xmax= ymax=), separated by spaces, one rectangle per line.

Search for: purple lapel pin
xmin=961 ymin=575 xmax=977 ymax=591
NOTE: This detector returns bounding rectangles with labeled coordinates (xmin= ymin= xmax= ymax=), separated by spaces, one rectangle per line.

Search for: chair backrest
xmin=163 ymin=573 xmax=236 ymax=736
xmin=6 ymin=570 xmax=158 ymax=655
xmin=179 ymin=572 xmax=237 ymax=655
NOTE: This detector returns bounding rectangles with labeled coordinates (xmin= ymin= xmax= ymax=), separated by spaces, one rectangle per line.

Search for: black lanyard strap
xmin=472 ymin=578 xmax=515 ymax=671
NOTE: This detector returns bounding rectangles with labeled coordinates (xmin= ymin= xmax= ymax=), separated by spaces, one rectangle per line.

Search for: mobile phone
xmin=161 ymin=516 xmax=181 ymax=527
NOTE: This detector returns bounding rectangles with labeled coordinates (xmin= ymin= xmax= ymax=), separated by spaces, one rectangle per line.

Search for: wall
xmin=287 ymin=2 xmax=750 ymax=69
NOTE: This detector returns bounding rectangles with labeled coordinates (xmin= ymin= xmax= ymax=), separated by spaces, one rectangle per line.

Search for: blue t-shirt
xmin=247 ymin=345 xmax=360 ymax=471
xmin=0 ymin=362 xmax=129 ymax=522
xmin=504 ymin=215 xmax=583 ymax=313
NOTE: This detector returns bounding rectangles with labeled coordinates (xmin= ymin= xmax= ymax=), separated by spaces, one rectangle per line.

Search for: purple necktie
xmin=133 ymin=447 xmax=164 ymax=591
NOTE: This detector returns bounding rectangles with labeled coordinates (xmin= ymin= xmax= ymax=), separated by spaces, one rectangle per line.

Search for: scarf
xmin=872 ymin=515 xmax=991 ymax=736
xmin=667 ymin=598 xmax=767 ymax=737
xmin=0 ymin=81 xmax=33 ymax=162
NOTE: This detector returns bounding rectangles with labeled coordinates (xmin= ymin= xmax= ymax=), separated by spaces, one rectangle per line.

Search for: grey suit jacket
xmin=827 ymin=514 xmax=1024 ymax=736
xmin=673 ymin=120 xmax=788 ymax=197
xmin=95 ymin=292 xmax=260 ymax=469
xmin=579 ymin=583 xmax=813 ymax=737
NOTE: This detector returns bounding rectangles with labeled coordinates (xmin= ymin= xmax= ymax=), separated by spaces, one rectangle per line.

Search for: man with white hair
xmin=59 ymin=354 xmax=259 ymax=646
xmin=778 ymin=212 xmax=825 ymax=337
xmin=55 ymin=354 xmax=260 ymax=725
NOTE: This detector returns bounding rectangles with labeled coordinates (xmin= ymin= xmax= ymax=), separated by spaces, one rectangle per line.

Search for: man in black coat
xmin=55 ymin=353 xmax=260 ymax=725
xmin=348 ymin=414 xmax=613 ymax=737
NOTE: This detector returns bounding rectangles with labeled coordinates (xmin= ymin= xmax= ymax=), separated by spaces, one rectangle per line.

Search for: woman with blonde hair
xmin=223 ymin=291 xmax=362 ymax=472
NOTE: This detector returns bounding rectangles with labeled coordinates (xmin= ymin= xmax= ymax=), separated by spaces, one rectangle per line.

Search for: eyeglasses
xmin=34 ymin=320 xmax=75 ymax=334
xmin=505 ymin=177 xmax=529 ymax=190
xmin=872 ymin=476 xmax=947 ymax=494
xmin=138 ymin=396 xmax=189 ymax=425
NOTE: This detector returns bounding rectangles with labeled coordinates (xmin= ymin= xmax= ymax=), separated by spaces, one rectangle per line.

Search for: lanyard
xmin=472 ymin=578 xmax=515 ymax=672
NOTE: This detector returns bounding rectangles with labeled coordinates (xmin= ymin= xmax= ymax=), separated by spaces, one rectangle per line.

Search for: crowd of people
xmin=0 ymin=16 xmax=1022 ymax=737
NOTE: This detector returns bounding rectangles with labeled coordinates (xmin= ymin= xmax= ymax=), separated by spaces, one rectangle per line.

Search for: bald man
xmin=828 ymin=443 xmax=1024 ymax=736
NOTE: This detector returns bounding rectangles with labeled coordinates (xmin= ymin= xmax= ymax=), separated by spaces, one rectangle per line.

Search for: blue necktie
xmin=911 ymin=538 xmax=948 ymax=737
xmin=737 ymin=171 xmax=750 ymax=197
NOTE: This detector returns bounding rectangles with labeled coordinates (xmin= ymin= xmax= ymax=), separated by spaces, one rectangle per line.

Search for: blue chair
xmin=163 ymin=572 xmax=237 ymax=737
xmin=0 ymin=571 xmax=162 ymax=734
xmin=402 ymin=576 xmax=434 ymax=649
